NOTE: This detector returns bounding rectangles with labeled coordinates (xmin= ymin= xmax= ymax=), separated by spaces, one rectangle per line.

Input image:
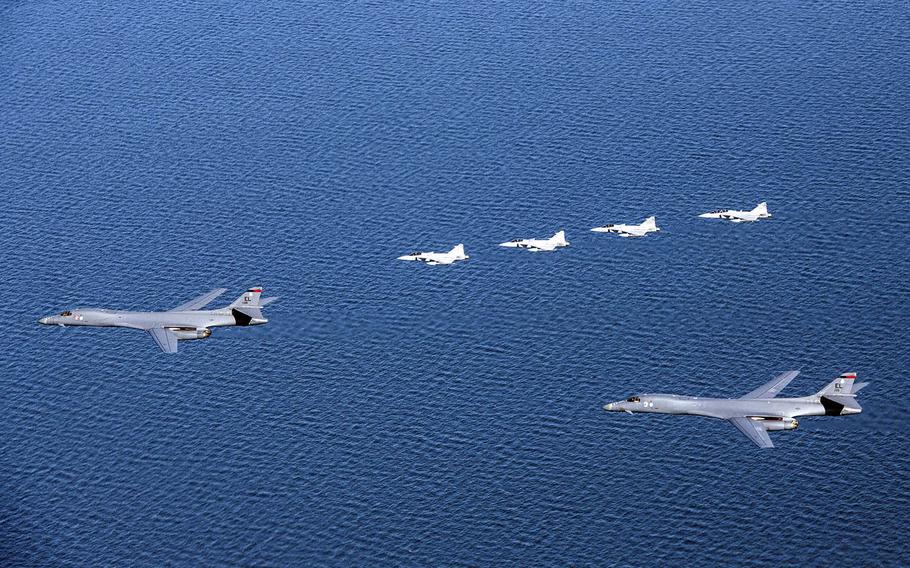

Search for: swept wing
xmin=728 ymin=417 xmax=774 ymax=448
xmin=147 ymin=328 xmax=178 ymax=353
xmin=741 ymin=370 xmax=800 ymax=399
xmin=169 ymin=288 xmax=228 ymax=312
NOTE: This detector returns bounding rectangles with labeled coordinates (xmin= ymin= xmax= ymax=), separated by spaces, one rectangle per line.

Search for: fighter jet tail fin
xmin=753 ymin=202 xmax=769 ymax=216
xmin=449 ymin=244 xmax=466 ymax=258
xmin=642 ymin=216 xmax=657 ymax=230
xmin=817 ymin=372 xmax=860 ymax=396
xmin=228 ymin=287 xmax=263 ymax=308
xmin=552 ymin=230 xmax=568 ymax=245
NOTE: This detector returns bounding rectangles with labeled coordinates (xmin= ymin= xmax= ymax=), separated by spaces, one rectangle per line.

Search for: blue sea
xmin=2 ymin=2 xmax=909 ymax=566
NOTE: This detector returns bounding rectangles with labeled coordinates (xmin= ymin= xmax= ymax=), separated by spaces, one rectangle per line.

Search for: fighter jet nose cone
xmin=604 ymin=403 xmax=613 ymax=411
xmin=38 ymin=317 xmax=50 ymax=325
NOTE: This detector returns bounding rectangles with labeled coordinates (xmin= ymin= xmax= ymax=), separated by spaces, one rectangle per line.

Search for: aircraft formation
xmin=397 ymin=202 xmax=769 ymax=265
xmin=388 ymin=199 xmax=867 ymax=447
xmin=36 ymin=199 xmax=866 ymax=447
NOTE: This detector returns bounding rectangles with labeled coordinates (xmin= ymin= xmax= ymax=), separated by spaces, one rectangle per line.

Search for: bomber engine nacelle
xmin=756 ymin=417 xmax=798 ymax=431
xmin=169 ymin=328 xmax=212 ymax=340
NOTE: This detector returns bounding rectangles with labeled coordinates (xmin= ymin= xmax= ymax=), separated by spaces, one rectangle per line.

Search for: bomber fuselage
xmin=603 ymin=394 xmax=856 ymax=420
xmin=38 ymin=308 xmax=265 ymax=330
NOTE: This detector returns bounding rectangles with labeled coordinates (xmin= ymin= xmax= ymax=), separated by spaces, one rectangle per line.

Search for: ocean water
xmin=2 ymin=1 xmax=909 ymax=566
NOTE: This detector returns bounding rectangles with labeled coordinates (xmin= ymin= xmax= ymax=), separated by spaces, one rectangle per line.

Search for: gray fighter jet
xmin=604 ymin=371 xmax=867 ymax=448
xmin=38 ymin=287 xmax=277 ymax=353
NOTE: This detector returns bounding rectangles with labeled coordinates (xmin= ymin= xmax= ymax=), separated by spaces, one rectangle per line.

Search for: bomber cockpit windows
xmin=626 ymin=396 xmax=640 ymax=403
xmin=60 ymin=311 xmax=73 ymax=317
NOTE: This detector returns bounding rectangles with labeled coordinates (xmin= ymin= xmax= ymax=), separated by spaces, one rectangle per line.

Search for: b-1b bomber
xmin=38 ymin=287 xmax=277 ymax=353
xmin=604 ymin=371 xmax=867 ymax=448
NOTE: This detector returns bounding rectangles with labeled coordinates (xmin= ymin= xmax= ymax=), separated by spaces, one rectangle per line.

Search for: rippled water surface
xmin=2 ymin=2 xmax=909 ymax=566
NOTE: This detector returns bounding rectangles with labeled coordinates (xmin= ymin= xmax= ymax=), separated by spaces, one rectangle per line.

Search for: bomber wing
xmin=169 ymin=288 xmax=228 ymax=312
xmin=147 ymin=328 xmax=178 ymax=353
xmin=728 ymin=417 xmax=774 ymax=448
xmin=741 ymin=370 xmax=799 ymax=399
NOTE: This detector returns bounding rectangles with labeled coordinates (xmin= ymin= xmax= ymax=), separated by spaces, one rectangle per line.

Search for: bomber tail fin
xmin=227 ymin=287 xmax=269 ymax=325
xmin=817 ymin=371 xmax=859 ymax=397
xmin=817 ymin=372 xmax=866 ymax=416
xmin=228 ymin=287 xmax=263 ymax=308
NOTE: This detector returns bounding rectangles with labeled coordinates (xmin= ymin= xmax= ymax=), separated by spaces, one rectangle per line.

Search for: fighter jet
xmin=498 ymin=230 xmax=569 ymax=252
xmin=698 ymin=202 xmax=771 ymax=222
xmin=603 ymin=371 xmax=867 ymax=448
xmin=590 ymin=216 xmax=659 ymax=237
xmin=38 ymin=287 xmax=277 ymax=353
xmin=397 ymin=244 xmax=468 ymax=265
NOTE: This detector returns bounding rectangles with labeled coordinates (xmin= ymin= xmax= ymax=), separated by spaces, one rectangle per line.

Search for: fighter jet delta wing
xmin=397 ymin=244 xmax=468 ymax=265
xmin=591 ymin=216 xmax=659 ymax=237
xmin=169 ymin=288 xmax=228 ymax=312
xmin=499 ymin=231 xmax=569 ymax=252
xmin=148 ymin=328 xmax=179 ymax=353
xmin=728 ymin=416 xmax=774 ymax=448
xmin=741 ymin=370 xmax=800 ymax=399
xmin=698 ymin=202 xmax=770 ymax=223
